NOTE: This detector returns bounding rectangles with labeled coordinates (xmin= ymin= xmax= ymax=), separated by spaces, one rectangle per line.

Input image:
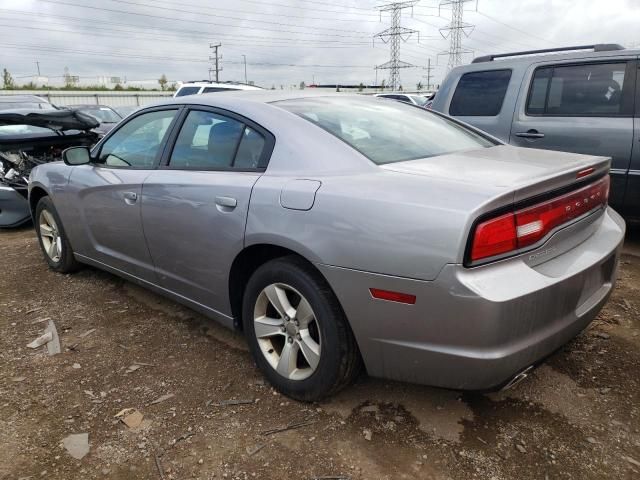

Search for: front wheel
xmin=242 ymin=256 xmax=361 ymax=401
xmin=35 ymin=196 xmax=80 ymax=273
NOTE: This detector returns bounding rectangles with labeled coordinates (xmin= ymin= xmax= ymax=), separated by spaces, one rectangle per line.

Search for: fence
xmin=0 ymin=90 xmax=174 ymax=108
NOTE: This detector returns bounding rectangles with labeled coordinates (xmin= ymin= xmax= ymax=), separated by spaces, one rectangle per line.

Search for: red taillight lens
xmin=471 ymin=213 xmax=517 ymax=261
xmin=470 ymin=176 xmax=610 ymax=263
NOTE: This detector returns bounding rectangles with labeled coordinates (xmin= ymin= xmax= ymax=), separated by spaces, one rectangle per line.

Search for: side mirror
xmin=62 ymin=146 xmax=91 ymax=166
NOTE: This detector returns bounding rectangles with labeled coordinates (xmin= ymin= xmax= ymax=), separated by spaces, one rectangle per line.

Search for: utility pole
xmin=374 ymin=1 xmax=419 ymax=91
xmin=209 ymin=43 xmax=222 ymax=82
xmin=439 ymin=0 xmax=476 ymax=72
xmin=241 ymin=55 xmax=248 ymax=84
xmin=35 ymin=61 xmax=41 ymax=76
xmin=423 ymin=58 xmax=434 ymax=90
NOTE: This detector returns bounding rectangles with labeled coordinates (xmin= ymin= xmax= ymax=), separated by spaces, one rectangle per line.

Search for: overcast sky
xmin=1 ymin=0 xmax=640 ymax=89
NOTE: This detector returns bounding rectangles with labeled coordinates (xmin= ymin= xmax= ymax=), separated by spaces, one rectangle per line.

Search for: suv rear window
xmin=526 ymin=62 xmax=629 ymax=116
xmin=449 ymin=69 xmax=512 ymax=116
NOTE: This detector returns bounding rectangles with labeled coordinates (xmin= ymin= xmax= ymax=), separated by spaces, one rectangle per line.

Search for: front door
xmin=510 ymin=60 xmax=636 ymax=211
xmin=141 ymin=107 xmax=272 ymax=316
xmin=68 ymin=108 xmax=179 ymax=281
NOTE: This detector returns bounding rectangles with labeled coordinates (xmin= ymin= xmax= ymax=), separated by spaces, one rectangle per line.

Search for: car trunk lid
xmin=380 ymin=145 xmax=612 ymax=266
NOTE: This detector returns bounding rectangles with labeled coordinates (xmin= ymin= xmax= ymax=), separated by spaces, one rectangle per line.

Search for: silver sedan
xmin=28 ymin=92 xmax=625 ymax=401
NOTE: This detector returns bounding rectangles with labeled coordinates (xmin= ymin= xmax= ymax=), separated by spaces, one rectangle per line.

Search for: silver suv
xmin=432 ymin=44 xmax=639 ymax=217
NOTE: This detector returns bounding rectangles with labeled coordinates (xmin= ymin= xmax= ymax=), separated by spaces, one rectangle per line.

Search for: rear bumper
xmin=319 ymin=207 xmax=625 ymax=390
xmin=0 ymin=186 xmax=30 ymax=227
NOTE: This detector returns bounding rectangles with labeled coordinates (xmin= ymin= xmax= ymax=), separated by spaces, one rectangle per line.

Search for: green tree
xmin=158 ymin=74 xmax=168 ymax=91
xmin=2 ymin=68 xmax=14 ymax=89
xmin=358 ymin=82 xmax=364 ymax=92
xmin=380 ymin=79 xmax=386 ymax=91
xmin=114 ymin=83 xmax=124 ymax=91
xmin=416 ymin=81 xmax=423 ymax=91
xmin=299 ymin=81 xmax=306 ymax=90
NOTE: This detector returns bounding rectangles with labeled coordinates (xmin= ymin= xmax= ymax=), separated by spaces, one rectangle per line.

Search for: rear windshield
xmin=276 ymin=97 xmax=494 ymax=164
xmin=175 ymin=86 xmax=201 ymax=97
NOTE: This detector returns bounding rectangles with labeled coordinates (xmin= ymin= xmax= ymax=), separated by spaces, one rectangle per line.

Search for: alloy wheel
xmin=253 ymin=283 xmax=321 ymax=381
xmin=39 ymin=209 xmax=62 ymax=263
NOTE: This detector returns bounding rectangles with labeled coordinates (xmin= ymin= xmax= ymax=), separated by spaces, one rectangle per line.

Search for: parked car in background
xmin=375 ymin=92 xmax=431 ymax=107
xmin=431 ymin=44 xmax=640 ymax=218
xmin=67 ymin=104 xmax=123 ymax=136
xmin=0 ymin=95 xmax=56 ymax=111
xmin=0 ymin=109 xmax=98 ymax=227
xmin=174 ymin=81 xmax=262 ymax=98
xmin=114 ymin=105 xmax=140 ymax=118
xmin=29 ymin=92 xmax=624 ymax=400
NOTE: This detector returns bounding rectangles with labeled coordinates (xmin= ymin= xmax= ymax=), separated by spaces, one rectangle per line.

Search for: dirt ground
xmin=1 ymin=226 xmax=639 ymax=480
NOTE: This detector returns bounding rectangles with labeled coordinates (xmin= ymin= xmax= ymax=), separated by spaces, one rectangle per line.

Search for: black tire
xmin=34 ymin=196 xmax=81 ymax=273
xmin=242 ymin=256 xmax=362 ymax=402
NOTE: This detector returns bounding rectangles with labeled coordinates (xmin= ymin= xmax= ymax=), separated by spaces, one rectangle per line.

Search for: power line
xmin=474 ymin=11 xmax=553 ymax=45
xmin=101 ymin=0 xmax=376 ymax=35
xmin=32 ymin=0 xmax=373 ymax=39
xmin=375 ymin=2 xmax=419 ymax=91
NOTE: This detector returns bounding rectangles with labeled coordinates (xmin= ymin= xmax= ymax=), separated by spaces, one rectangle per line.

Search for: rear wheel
xmin=35 ymin=196 xmax=80 ymax=273
xmin=242 ymin=256 xmax=361 ymax=401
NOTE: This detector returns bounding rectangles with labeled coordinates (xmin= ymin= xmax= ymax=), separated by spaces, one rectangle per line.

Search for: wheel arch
xmin=29 ymin=185 xmax=50 ymax=220
xmin=229 ymin=242 xmax=334 ymax=331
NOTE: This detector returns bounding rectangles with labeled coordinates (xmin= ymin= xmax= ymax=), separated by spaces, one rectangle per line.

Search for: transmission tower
xmin=439 ymin=0 xmax=476 ymax=71
xmin=209 ymin=43 xmax=222 ymax=82
xmin=374 ymin=2 xmax=419 ymax=91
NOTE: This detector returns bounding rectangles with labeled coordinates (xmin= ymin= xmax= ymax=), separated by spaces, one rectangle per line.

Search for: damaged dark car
xmin=0 ymin=109 xmax=98 ymax=227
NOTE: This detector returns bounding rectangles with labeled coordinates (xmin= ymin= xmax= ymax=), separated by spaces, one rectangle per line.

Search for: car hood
xmin=380 ymin=145 xmax=611 ymax=203
xmin=0 ymin=109 xmax=99 ymax=131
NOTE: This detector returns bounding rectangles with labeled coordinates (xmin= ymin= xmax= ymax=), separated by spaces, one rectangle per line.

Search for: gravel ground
xmin=1 ymin=226 xmax=639 ymax=480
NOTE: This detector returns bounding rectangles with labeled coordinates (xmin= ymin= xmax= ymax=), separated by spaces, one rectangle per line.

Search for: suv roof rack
xmin=471 ymin=44 xmax=625 ymax=64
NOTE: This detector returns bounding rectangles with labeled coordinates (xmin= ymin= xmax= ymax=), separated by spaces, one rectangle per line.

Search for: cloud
xmin=0 ymin=0 xmax=638 ymax=89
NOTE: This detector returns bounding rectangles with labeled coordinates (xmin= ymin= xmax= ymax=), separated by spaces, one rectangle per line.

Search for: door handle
xmin=215 ymin=196 xmax=237 ymax=208
xmin=123 ymin=191 xmax=138 ymax=205
xmin=515 ymin=129 xmax=545 ymax=139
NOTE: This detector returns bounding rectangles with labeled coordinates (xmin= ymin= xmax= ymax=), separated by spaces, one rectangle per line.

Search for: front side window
xmin=98 ymin=109 xmax=176 ymax=168
xmin=169 ymin=110 xmax=266 ymax=169
xmin=449 ymin=69 xmax=512 ymax=116
xmin=276 ymin=97 xmax=495 ymax=165
xmin=526 ymin=62 xmax=629 ymax=116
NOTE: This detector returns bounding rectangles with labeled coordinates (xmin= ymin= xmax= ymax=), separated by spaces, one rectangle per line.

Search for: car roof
xmin=0 ymin=94 xmax=50 ymax=104
xmin=68 ymin=104 xmax=116 ymax=109
xmin=178 ymin=82 xmax=262 ymax=90
xmin=166 ymin=90 xmax=366 ymax=106
xmin=457 ymin=45 xmax=640 ymax=73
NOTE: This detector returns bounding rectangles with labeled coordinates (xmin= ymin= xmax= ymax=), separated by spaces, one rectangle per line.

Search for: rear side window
xmin=449 ymin=69 xmax=512 ymax=116
xmin=169 ymin=110 xmax=266 ymax=169
xmin=526 ymin=62 xmax=630 ymax=116
xmin=202 ymin=87 xmax=234 ymax=93
xmin=175 ymin=86 xmax=201 ymax=97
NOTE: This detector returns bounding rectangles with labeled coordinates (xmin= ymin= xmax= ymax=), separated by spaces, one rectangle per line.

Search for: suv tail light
xmin=470 ymin=176 xmax=610 ymax=264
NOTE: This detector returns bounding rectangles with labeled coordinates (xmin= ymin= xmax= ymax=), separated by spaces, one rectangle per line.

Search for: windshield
xmin=276 ymin=97 xmax=494 ymax=165
xmin=77 ymin=107 xmax=121 ymax=123
xmin=0 ymin=124 xmax=56 ymax=136
xmin=0 ymin=102 xmax=55 ymax=111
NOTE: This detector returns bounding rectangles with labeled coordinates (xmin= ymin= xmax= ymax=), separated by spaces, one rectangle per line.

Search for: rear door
xmin=141 ymin=107 xmax=274 ymax=316
xmin=510 ymin=59 xmax=636 ymax=211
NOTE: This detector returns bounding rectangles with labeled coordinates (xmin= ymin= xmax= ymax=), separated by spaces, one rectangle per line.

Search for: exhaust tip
xmin=501 ymin=365 xmax=534 ymax=391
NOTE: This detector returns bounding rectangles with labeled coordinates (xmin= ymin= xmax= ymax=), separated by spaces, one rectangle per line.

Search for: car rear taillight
xmin=469 ymin=176 xmax=610 ymax=264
